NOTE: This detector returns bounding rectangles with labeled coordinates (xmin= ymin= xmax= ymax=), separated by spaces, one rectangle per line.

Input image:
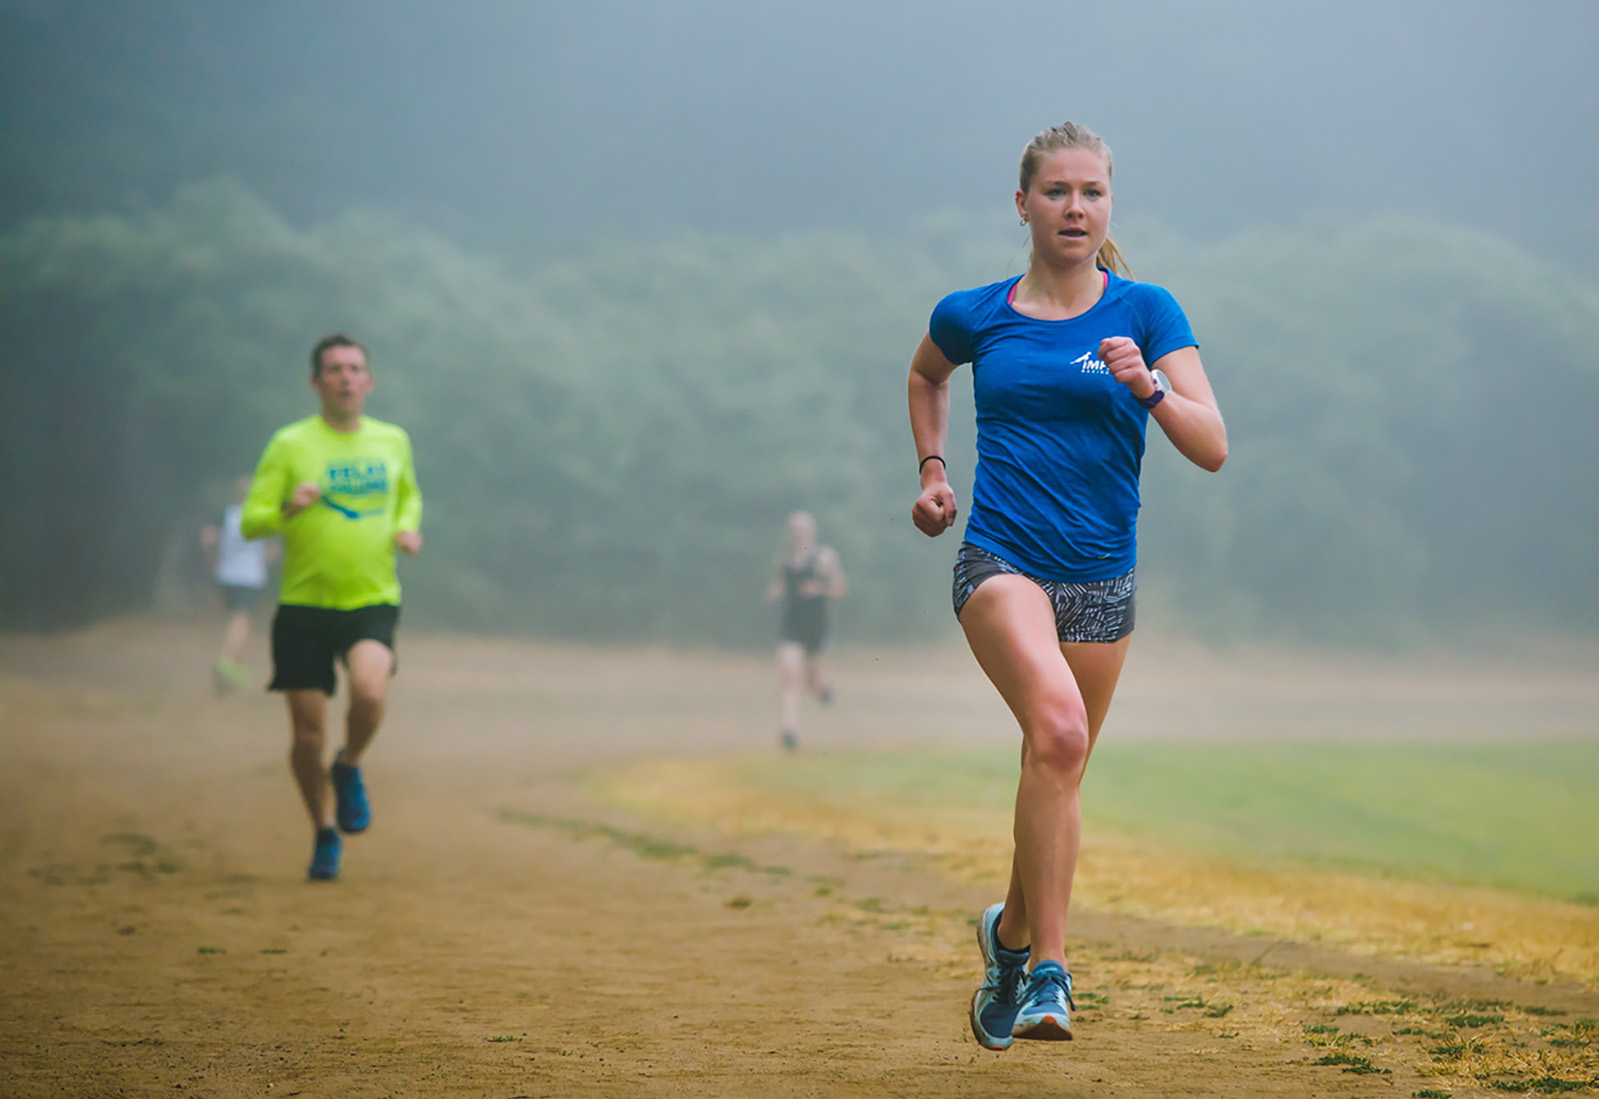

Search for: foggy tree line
xmin=7 ymin=2 xmax=1597 ymax=282
xmin=2 ymin=182 xmax=1595 ymax=644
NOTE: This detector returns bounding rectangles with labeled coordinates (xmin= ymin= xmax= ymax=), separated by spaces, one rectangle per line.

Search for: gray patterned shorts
xmin=952 ymin=542 xmax=1136 ymax=644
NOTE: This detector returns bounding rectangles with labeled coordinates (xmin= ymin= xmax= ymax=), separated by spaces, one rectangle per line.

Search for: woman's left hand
xmin=1099 ymin=337 xmax=1156 ymax=401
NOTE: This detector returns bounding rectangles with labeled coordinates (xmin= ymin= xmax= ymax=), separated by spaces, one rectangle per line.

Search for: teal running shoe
xmin=330 ymin=751 xmax=370 ymax=833
xmin=969 ymin=902 xmax=1029 ymax=1050
xmin=1012 ymin=960 xmax=1075 ymax=1041
xmin=308 ymin=827 xmax=341 ymax=881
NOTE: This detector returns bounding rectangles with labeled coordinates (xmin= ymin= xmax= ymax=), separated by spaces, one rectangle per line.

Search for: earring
xmin=1019 ymin=216 xmax=1028 ymax=227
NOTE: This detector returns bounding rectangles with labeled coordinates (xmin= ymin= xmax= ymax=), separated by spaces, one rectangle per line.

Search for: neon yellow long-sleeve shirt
xmin=241 ymin=415 xmax=422 ymax=609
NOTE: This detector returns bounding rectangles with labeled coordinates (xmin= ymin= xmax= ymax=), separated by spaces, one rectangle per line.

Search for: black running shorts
xmin=780 ymin=600 xmax=829 ymax=654
xmin=268 ymin=603 xmax=400 ymax=696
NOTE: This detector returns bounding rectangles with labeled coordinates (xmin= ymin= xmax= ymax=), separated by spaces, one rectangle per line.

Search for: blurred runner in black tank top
xmin=765 ymin=511 xmax=847 ymax=752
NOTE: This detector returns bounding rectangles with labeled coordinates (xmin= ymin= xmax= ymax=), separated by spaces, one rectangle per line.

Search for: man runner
xmin=765 ymin=510 xmax=847 ymax=752
xmin=241 ymin=334 xmax=423 ymax=881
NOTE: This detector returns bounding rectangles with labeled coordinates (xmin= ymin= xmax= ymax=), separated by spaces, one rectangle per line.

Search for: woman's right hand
xmin=907 ymin=332 xmax=961 ymax=537
xmin=912 ymin=480 xmax=958 ymax=537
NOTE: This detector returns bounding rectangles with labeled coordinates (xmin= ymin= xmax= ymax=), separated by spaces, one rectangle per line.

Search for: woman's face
xmin=1015 ymin=147 xmax=1113 ymax=269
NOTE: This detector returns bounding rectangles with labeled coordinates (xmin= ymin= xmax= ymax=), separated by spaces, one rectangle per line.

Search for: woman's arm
xmin=1148 ymin=345 xmax=1227 ymax=472
xmin=908 ymin=333 xmax=961 ymax=536
xmin=1100 ymin=339 xmax=1227 ymax=473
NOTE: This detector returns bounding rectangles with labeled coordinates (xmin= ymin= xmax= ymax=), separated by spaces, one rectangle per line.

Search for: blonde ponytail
xmin=1096 ymin=236 xmax=1131 ymax=278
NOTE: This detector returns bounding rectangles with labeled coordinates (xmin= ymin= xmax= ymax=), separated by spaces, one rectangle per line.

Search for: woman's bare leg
xmin=961 ymin=577 xmax=1130 ymax=965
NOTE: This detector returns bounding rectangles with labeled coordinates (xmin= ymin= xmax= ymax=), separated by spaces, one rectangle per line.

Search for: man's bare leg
xmin=776 ymin=642 xmax=804 ymax=750
xmin=340 ymin=640 xmax=394 ymax=766
xmin=285 ymin=689 xmax=334 ymax=830
xmin=220 ymin=610 xmax=251 ymax=664
xmin=804 ymin=651 xmax=834 ymax=704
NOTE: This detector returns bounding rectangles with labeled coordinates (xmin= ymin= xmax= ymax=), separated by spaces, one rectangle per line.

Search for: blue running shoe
xmin=1012 ymin=960 xmax=1075 ymax=1041
xmin=970 ymin=902 xmax=1029 ymax=1050
xmin=308 ymin=827 xmax=341 ymax=881
xmin=330 ymin=750 xmax=370 ymax=834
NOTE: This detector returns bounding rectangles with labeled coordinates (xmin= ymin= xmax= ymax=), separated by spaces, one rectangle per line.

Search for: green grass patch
xmin=495 ymin=808 xmax=798 ymax=883
xmin=1335 ymin=1000 xmax=1418 ymax=1017
xmin=1314 ymin=1050 xmax=1389 ymax=1074
xmin=727 ymin=739 xmax=1599 ymax=902
xmin=1480 ymin=1079 xmax=1588 ymax=1094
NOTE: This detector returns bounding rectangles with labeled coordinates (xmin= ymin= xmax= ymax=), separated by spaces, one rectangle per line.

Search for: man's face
xmin=788 ymin=511 xmax=815 ymax=547
xmin=312 ymin=345 xmax=374 ymax=417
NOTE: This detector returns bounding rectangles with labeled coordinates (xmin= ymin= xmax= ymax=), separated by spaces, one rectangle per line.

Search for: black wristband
xmin=918 ymin=455 xmax=946 ymax=473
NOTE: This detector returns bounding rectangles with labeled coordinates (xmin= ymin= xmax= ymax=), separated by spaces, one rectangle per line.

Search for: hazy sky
xmin=3 ymin=0 xmax=1596 ymax=269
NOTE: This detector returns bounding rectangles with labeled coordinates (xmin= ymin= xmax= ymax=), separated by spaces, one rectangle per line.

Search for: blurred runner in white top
xmin=200 ymin=477 xmax=276 ymax=691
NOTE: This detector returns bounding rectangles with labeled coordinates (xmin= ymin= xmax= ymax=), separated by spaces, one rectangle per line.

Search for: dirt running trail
xmin=1 ymin=623 xmax=1593 ymax=1098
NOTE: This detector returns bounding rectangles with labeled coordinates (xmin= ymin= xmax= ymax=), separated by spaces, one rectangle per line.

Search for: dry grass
xmin=596 ymin=756 xmax=1599 ymax=1091
xmin=594 ymin=755 xmax=1599 ymax=989
xmin=788 ymin=870 xmax=1599 ymax=1094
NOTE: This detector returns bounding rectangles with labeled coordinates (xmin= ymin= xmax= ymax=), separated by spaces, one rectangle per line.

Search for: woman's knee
xmin=1022 ymin=701 xmax=1091 ymax=778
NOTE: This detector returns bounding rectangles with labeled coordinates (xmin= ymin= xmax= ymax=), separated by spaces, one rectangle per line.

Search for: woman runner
xmin=906 ymin=122 xmax=1227 ymax=1047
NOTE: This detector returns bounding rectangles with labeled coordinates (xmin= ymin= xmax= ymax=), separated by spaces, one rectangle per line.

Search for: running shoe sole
xmin=1012 ymin=1015 xmax=1073 ymax=1041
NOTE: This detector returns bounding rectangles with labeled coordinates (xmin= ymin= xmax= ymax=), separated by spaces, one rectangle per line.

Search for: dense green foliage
xmin=729 ymin=742 xmax=1599 ymax=902
xmin=1 ymin=184 xmax=1595 ymax=641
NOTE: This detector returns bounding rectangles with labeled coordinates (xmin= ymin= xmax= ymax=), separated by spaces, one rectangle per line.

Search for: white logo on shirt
xmin=1070 ymin=351 xmax=1109 ymax=375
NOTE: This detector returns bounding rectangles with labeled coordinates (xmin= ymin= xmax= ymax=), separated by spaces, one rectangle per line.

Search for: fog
xmin=1 ymin=0 xmax=1595 ymax=644
xmin=6 ymin=0 xmax=1599 ymax=264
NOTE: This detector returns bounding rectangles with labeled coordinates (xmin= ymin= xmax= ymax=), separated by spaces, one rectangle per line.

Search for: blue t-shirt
xmin=929 ymin=270 xmax=1196 ymax=582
